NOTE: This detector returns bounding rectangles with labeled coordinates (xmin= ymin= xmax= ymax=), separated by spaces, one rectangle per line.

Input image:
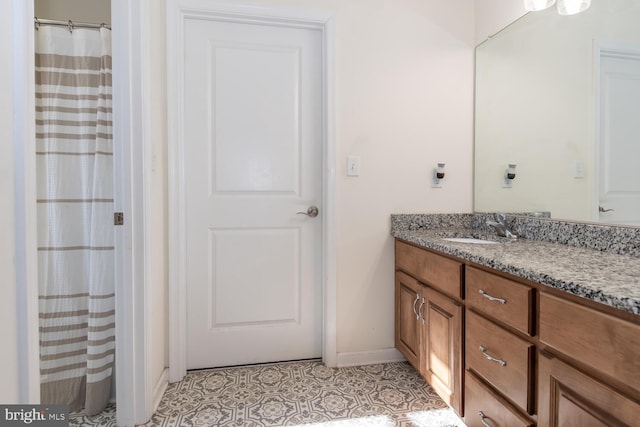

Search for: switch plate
xmin=347 ymin=156 xmax=360 ymax=176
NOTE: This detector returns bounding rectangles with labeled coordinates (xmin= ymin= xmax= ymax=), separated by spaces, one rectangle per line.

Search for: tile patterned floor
xmin=70 ymin=361 xmax=465 ymax=426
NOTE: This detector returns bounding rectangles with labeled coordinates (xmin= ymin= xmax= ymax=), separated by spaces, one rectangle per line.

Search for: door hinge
xmin=114 ymin=212 xmax=124 ymax=226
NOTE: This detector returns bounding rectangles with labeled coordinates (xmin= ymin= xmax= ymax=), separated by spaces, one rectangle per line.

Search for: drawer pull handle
xmin=479 ymin=289 xmax=506 ymax=304
xmin=478 ymin=411 xmax=495 ymax=427
xmin=418 ymin=297 xmax=426 ymax=325
xmin=479 ymin=345 xmax=507 ymax=367
xmin=412 ymin=293 xmax=420 ymax=320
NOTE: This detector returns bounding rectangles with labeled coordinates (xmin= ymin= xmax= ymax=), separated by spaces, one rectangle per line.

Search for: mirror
xmin=474 ymin=0 xmax=640 ymax=226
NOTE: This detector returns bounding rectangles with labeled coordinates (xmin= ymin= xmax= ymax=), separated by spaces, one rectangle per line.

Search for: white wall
xmin=34 ymin=0 xmax=111 ymax=24
xmin=475 ymin=0 xmax=527 ymax=45
xmin=0 ymin=0 xmax=20 ymax=404
xmin=241 ymin=0 xmax=475 ymax=357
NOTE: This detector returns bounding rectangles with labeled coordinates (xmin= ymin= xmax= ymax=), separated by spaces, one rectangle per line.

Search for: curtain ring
xmin=34 ymin=17 xmax=40 ymax=31
xmin=67 ymin=20 xmax=74 ymax=33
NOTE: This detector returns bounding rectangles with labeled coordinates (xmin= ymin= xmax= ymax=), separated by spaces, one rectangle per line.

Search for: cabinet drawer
xmin=395 ymin=240 xmax=462 ymax=298
xmin=466 ymin=310 xmax=534 ymax=414
xmin=539 ymin=292 xmax=640 ymax=392
xmin=465 ymin=372 xmax=534 ymax=427
xmin=466 ymin=266 xmax=534 ymax=335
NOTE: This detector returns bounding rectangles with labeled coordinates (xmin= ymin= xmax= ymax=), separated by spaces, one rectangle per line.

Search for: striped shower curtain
xmin=35 ymin=26 xmax=114 ymax=415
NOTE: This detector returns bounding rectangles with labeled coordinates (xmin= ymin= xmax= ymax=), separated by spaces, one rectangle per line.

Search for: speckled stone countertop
xmin=391 ymin=214 xmax=640 ymax=316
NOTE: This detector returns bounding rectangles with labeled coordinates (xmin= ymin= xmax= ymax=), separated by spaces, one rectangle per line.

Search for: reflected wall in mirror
xmin=474 ymin=0 xmax=640 ymax=226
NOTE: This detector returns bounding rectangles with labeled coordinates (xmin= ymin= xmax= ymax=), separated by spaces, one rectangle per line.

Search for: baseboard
xmin=336 ymin=348 xmax=406 ymax=367
xmin=152 ymin=368 xmax=169 ymax=413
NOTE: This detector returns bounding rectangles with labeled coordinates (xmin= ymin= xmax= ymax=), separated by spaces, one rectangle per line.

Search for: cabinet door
xmin=395 ymin=271 xmax=423 ymax=371
xmin=538 ymin=351 xmax=640 ymax=426
xmin=422 ymin=287 xmax=463 ymax=416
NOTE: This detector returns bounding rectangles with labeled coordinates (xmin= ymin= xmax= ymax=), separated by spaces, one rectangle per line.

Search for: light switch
xmin=347 ymin=156 xmax=360 ymax=176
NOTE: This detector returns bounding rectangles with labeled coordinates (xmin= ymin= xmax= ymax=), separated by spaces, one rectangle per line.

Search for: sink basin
xmin=442 ymin=237 xmax=499 ymax=245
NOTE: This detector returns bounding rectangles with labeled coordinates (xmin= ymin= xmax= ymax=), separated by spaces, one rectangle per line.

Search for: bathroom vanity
xmin=392 ymin=214 xmax=640 ymax=426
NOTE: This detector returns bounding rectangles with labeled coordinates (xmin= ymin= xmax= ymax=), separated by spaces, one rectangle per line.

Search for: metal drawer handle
xmin=478 ymin=411 xmax=495 ymax=427
xmin=418 ymin=297 xmax=426 ymax=325
xmin=479 ymin=289 xmax=506 ymax=304
xmin=479 ymin=345 xmax=507 ymax=367
xmin=412 ymin=293 xmax=420 ymax=320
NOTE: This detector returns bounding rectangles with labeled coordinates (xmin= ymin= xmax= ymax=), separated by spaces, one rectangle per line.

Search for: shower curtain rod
xmin=35 ymin=17 xmax=111 ymax=32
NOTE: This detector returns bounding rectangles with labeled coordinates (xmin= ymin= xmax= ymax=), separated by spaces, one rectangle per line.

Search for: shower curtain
xmin=35 ymin=25 xmax=114 ymax=415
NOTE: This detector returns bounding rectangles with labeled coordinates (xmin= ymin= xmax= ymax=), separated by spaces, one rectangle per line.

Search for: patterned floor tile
xmin=310 ymin=389 xmax=360 ymax=419
xmin=69 ymin=361 xmax=466 ymax=426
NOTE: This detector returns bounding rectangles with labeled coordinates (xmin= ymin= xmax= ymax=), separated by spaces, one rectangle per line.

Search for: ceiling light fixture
xmin=556 ymin=0 xmax=591 ymax=15
xmin=524 ymin=0 xmax=591 ymax=15
xmin=524 ymin=0 xmax=556 ymax=12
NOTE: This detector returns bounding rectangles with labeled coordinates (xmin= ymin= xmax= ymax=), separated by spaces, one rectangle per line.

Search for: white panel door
xmin=598 ymin=51 xmax=640 ymax=225
xmin=183 ymin=18 xmax=323 ymax=369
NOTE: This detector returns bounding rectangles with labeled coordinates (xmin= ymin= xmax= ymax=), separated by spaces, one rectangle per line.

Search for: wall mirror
xmin=474 ymin=0 xmax=640 ymax=226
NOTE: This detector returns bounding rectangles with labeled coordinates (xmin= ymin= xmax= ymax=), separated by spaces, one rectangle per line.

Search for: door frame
xmin=166 ymin=0 xmax=337 ymax=381
xmin=12 ymin=0 xmax=152 ymax=425
xmin=12 ymin=0 xmax=40 ymax=405
xmin=593 ymin=40 xmax=640 ymax=222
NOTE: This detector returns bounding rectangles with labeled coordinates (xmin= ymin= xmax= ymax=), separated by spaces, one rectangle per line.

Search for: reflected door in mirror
xmin=598 ymin=49 xmax=640 ymax=226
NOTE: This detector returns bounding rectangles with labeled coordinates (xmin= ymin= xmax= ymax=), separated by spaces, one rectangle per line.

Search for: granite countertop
xmin=391 ymin=221 xmax=640 ymax=317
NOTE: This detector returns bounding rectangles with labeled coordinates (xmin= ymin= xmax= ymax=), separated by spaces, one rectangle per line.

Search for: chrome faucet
xmin=486 ymin=213 xmax=517 ymax=239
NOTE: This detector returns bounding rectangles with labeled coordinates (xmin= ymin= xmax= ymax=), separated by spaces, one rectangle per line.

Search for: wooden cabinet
xmin=465 ymin=371 xmax=534 ymax=427
xmin=422 ymin=286 xmax=463 ymax=413
xmin=466 ymin=266 xmax=534 ymax=336
xmin=395 ymin=271 xmax=422 ymax=371
xmin=395 ymin=240 xmax=463 ymax=298
xmin=538 ymin=292 xmax=640 ymax=426
xmin=538 ymin=351 xmax=640 ymax=427
xmin=464 ymin=268 xmax=536 ymax=422
xmin=466 ymin=310 xmax=534 ymax=414
xmin=539 ymin=292 xmax=640 ymax=393
xmin=395 ymin=240 xmax=464 ymax=415
xmin=395 ymin=238 xmax=640 ymax=425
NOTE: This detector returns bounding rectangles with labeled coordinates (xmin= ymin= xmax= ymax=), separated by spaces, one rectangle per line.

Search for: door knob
xmin=297 ymin=206 xmax=319 ymax=218
xmin=599 ymin=206 xmax=614 ymax=213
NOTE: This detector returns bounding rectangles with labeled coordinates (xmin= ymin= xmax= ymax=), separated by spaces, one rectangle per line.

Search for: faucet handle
xmin=488 ymin=213 xmax=518 ymax=240
xmin=494 ymin=212 xmax=507 ymax=223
